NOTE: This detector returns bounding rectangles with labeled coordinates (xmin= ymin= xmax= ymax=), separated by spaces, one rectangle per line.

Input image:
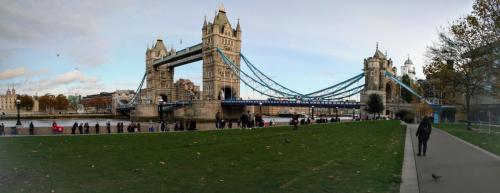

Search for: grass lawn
xmin=439 ymin=123 xmax=500 ymax=156
xmin=0 ymin=121 xmax=405 ymax=193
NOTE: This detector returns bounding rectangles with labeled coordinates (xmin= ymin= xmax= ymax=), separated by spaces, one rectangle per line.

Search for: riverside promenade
xmin=403 ymin=124 xmax=500 ymax=193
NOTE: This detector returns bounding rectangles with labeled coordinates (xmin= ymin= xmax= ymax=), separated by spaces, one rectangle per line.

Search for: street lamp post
xmin=158 ymin=99 xmax=164 ymax=122
xmin=16 ymin=99 xmax=21 ymax=126
xmin=311 ymin=106 xmax=315 ymax=119
xmin=259 ymin=102 xmax=262 ymax=115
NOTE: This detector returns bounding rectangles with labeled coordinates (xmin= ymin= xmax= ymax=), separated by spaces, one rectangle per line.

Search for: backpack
xmin=423 ymin=124 xmax=431 ymax=134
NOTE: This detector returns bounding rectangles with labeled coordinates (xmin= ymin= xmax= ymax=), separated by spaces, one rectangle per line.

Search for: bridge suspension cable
xmin=126 ymin=72 xmax=147 ymax=106
xmin=219 ymin=48 xmax=367 ymax=101
xmin=240 ymin=52 xmax=365 ymax=99
xmin=240 ymin=53 xmax=304 ymax=97
xmin=217 ymin=48 xmax=298 ymax=99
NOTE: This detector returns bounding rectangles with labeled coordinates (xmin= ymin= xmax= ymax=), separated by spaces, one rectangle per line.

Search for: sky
xmin=0 ymin=0 xmax=474 ymax=99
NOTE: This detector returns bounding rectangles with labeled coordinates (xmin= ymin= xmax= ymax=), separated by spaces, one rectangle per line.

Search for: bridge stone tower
xmin=360 ymin=44 xmax=398 ymax=115
xmin=202 ymin=5 xmax=242 ymax=100
xmin=145 ymin=36 xmax=176 ymax=103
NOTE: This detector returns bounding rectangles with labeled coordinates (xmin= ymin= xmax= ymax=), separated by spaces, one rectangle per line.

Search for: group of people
xmin=70 ymin=121 xmax=146 ymax=134
xmin=0 ymin=122 xmax=35 ymax=135
xmin=214 ymin=110 xmax=275 ymax=130
xmin=70 ymin=122 xmax=104 ymax=134
xmin=155 ymin=120 xmax=197 ymax=132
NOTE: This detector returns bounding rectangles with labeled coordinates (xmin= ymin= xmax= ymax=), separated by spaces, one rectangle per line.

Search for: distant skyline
xmin=0 ymin=0 xmax=473 ymax=98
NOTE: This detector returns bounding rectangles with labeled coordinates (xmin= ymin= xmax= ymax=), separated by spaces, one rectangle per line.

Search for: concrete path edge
xmin=399 ymin=123 xmax=420 ymax=193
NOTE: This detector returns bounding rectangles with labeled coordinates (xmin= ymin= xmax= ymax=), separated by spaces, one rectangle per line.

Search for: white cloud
xmin=13 ymin=69 xmax=104 ymax=96
xmin=0 ymin=67 xmax=29 ymax=80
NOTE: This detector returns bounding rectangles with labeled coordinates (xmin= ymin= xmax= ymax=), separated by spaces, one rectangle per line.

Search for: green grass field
xmin=0 ymin=121 xmax=405 ymax=193
xmin=439 ymin=123 xmax=500 ymax=156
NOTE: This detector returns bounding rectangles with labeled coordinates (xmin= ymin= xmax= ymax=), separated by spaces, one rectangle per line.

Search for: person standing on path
xmin=292 ymin=112 xmax=299 ymax=130
xmin=71 ymin=122 xmax=77 ymax=134
xmin=29 ymin=122 xmax=35 ymax=135
xmin=416 ymin=116 xmax=432 ymax=156
xmin=0 ymin=123 xmax=4 ymax=136
xmin=78 ymin=123 xmax=83 ymax=134
xmin=95 ymin=122 xmax=100 ymax=134
xmin=84 ymin=123 xmax=90 ymax=134
xmin=215 ymin=111 xmax=221 ymax=129
xmin=106 ymin=121 xmax=111 ymax=133
xmin=160 ymin=121 xmax=166 ymax=132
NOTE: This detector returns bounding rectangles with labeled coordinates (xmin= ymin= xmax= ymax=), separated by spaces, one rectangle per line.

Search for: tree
xmin=367 ymin=93 xmax=384 ymax=118
xmin=38 ymin=95 xmax=55 ymax=112
xmin=424 ymin=0 xmax=499 ymax=129
xmin=401 ymin=74 xmax=413 ymax=103
xmin=54 ymin=94 xmax=69 ymax=110
xmin=17 ymin=95 xmax=34 ymax=110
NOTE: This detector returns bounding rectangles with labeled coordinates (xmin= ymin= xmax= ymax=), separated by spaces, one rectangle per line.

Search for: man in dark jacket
xmin=78 ymin=123 xmax=83 ymax=134
xmin=95 ymin=122 xmax=100 ymax=134
xmin=71 ymin=122 xmax=77 ymax=134
xmin=292 ymin=112 xmax=299 ymax=130
xmin=29 ymin=122 xmax=35 ymax=135
xmin=106 ymin=121 xmax=111 ymax=133
xmin=416 ymin=116 xmax=432 ymax=156
xmin=240 ymin=112 xmax=248 ymax=129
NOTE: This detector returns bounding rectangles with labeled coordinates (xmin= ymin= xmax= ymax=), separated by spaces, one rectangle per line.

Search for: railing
xmin=221 ymin=100 xmax=360 ymax=108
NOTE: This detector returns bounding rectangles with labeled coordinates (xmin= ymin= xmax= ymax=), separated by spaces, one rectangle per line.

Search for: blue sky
xmin=0 ymin=0 xmax=473 ymax=99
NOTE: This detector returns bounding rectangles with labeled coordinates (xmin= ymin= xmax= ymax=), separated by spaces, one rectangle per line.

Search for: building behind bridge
xmin=0 ymin=87 xmax=17 ymax=113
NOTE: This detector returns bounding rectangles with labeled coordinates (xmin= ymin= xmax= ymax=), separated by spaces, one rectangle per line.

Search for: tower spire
xmin=376 ymin=42 xmax=379 ymax=51
xmin=236 ymin=17 xmax=241 ymax=31
xmin=219 ymin=2 xmax=225 ymax=13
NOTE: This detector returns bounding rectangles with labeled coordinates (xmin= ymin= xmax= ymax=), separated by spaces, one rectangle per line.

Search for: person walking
xmin=215 ymin=111 xmax=221 ymax=129
xmin=72 ymin=122 xmax=77 ymax=134
xmin=292 ymin=112 xmax=299 ymax=130
xmin=0 ymin=123 xmax=4 ymax=136
xmin=137 ymin=122 xmax=141 ymax=132
xmin=118 ymin=122 xmax=122 ymax=133
xmin=149 ymin=120 xmax=155 ymax=132
xmin=160 ymin=121 xmax=166 ymax=132
xmin=84 ymin=123 xmax=90 ymax=134
xmin=78 ymin=123 xmax=84 ymax=134
xmin=240 ymin=112 xmax=248 ymax=129
xmin=95 ymin=122 xmax=100 ymax=134
xmin=106 ymin=121 xmax=111 ymax=133
xmin=416 ymin=116 xmax=432 ymax=156
xmin=29 ymin=122 xmax=35 ymax=135
xmin=174 ymin=121 xmax=179 ymax=131
xmin=189 ymin=119 xmax=196 ymax=131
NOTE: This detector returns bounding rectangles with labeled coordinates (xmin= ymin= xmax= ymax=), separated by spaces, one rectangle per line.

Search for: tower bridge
xmin=118 ymin=6 xmax=434 ymax=121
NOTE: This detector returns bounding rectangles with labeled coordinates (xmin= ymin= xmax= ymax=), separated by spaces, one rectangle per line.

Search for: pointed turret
xmin=236 ymin=18 xmax=241 ymax=32
xmin=153 ymin=35 xmax=166 ymax=51
xmin=213 ymin=4 xmax=230 ymax=27
xmin=373 ymin=42 xmax=385 ymax=59
xmin=203 ymin=15 xmax=207 ymax=28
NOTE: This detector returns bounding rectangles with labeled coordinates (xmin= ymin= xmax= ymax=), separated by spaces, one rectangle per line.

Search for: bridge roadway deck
xmin=122 ymin=100 xmax=360 ymax=112
xmin=153 ymin=43 xmax=203 ymax=68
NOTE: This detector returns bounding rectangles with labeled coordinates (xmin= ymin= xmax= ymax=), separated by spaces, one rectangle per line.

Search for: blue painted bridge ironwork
xmin=221 ymin=100 xmax=360 ymax=109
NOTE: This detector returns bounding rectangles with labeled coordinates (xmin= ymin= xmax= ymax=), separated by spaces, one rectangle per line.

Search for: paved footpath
xmin=407 ymin=124 xmax=500 ymax=193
